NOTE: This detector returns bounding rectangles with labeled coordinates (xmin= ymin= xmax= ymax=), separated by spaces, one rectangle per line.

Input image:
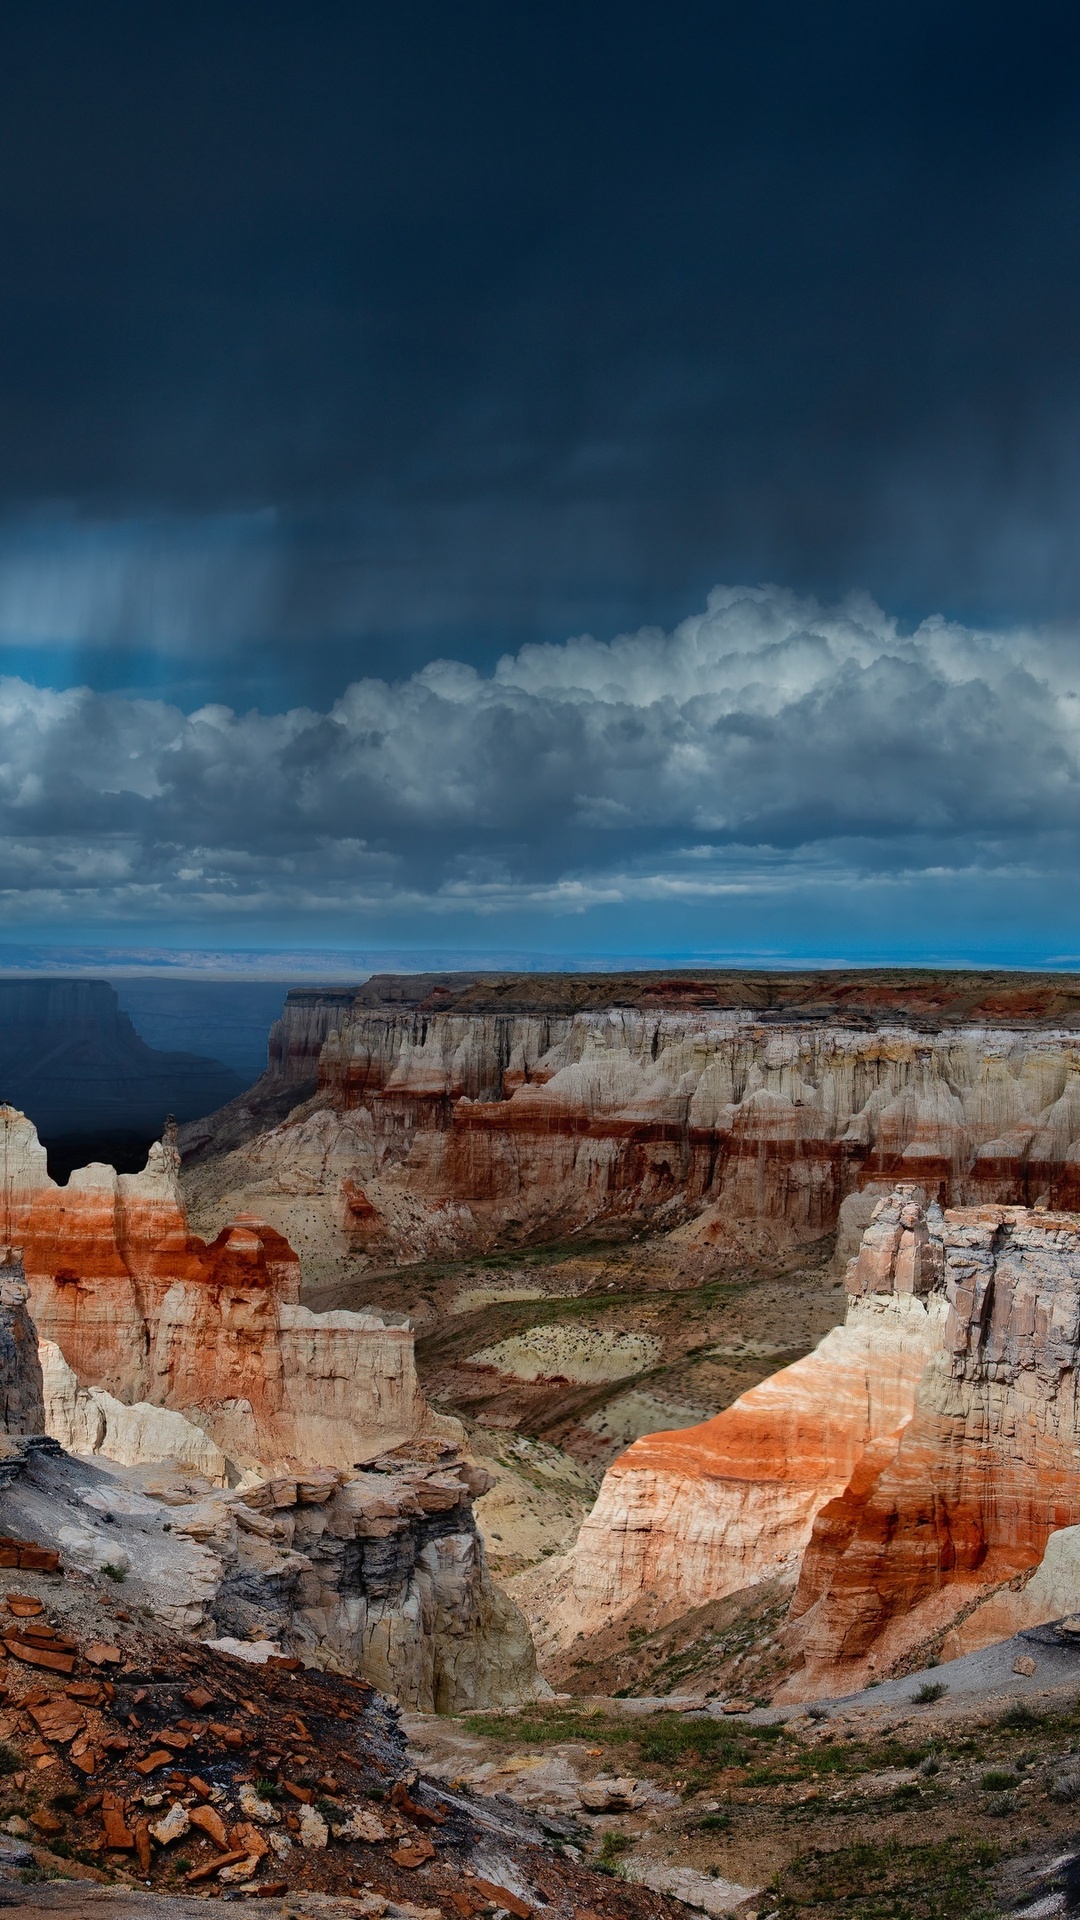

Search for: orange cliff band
xmin=550 ymin=1185 xmax=1080 ymax=1698
xmin=0 ymin=1104 xmax=430 ymax=1477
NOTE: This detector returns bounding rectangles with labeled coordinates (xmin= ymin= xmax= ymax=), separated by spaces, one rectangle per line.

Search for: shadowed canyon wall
xmin=0 ymin=977 xmax=243 ymax=1143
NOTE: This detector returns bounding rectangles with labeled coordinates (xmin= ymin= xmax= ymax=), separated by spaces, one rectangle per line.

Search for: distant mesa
xmin=0 ymin=978 xmax=244 ymax=1159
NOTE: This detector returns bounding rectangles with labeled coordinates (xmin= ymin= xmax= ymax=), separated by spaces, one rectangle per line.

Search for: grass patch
xmin=772 ymin=1839 xmax=999 ymax=1920
xmin=462 ymin=1708 xmax=607 ymax=1743
xmin=912 ymin=1682 xmax=948 ymax=1703
xmin=980 ymin=1769 xmax=1016 ymax=1791
xmin=635 ymin=1717 xmax=750 ymax=1766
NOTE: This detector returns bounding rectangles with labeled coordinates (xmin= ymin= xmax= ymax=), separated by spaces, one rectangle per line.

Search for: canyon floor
xmin=303 ymin=1226 xmax=843 ymax=1595
xmin=404 ymin=1644 xmax=1080 ymax=1920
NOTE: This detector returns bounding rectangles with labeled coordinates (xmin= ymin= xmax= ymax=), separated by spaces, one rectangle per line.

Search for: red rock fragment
xmin=189 ymin=1803 xmax=229 ymax=1848
xmin=85 ymin=1643 xmax=122 ymax=1667
xmin=133 ymin=1749 xmax=173 ymax=1775
xmin=185 ymin=1847 xmax=249 ymax=1882
xmin=29 ymin=1809 xmax=64 ymax=1835
xmin=102 ymin=1807 xmax=135 ymax=1850
xmin=391 ymin=1780 xmax=446 ymax=1824
xmin=472 ymin=1880 xmax=532 ymax=1918
xmin=183 ymin=1685 xmax=214 ymax=1710
xmin=4 ymin=1637 xmax=75 ymax=1674
xmin=134 ymin=1821 xmax=152 ymax=1873
xmin=392 ymin=1835 xmax=436 ymax=1868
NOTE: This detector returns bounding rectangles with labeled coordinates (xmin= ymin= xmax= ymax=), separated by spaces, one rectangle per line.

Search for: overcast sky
xmin=4 ymin=1 xmax=1080 ymax=962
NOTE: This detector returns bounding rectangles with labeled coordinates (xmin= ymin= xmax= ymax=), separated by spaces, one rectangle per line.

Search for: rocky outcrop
xmin=545 ymin=1189 xmax=944 ymax=1645
xmin=181 ymin=975 xmax=1080 ymax=1281
xmin=0 ymin=1103 xmax=437 ymax=1476
xmin=39 ymin=1338 xmax=231 ymax=1481
xmin=782 ymin=1197 xmax=1080 ymax=1695
xmin=0 ymin=1252 xmax=45 ymax=1436
xmin=548 ymin=1184 xmax=1080 ymax=1698
xmin=1 ymin=1438 xmax=539 ymax=1711
xmin=0 ymin=1103 xmax=541 ymax=1709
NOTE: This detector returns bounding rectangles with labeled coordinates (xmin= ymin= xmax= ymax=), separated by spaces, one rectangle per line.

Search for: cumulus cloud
xmin=2 ymin=584 xmax=1078 ymax=927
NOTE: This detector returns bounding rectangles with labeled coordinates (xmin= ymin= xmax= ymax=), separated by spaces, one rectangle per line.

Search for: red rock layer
xmin=0 ymin=1105 xmax=427 ymax=1474
xmin=554 ymin=1188 xmax=944 ymax=1641
xmin=305 ymin=1013 xmax=1080 ymax=1256
xmin=783 ymin=1201 xmax=1080 ymax=1693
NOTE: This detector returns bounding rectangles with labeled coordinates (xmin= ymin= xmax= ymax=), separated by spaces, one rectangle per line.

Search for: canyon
xmin=8 ymin=968 xmax=1080 ymax=1910
xmin=171 ymin=970 xmax=1080 ymax=1707
xmin=17 ymin=967 xmax=1080 ymax=1708
xmin=546 ymin=1182 xmax=1080 ymax=1700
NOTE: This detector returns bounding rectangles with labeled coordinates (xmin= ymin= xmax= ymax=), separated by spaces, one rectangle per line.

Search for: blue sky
xmin=3 ymin=3 xmax=1080 ymax=963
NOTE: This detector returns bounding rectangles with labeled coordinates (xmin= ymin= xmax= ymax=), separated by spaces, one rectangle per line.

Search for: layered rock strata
xmin=551 ymin=1190 xmax=944 ymax=1643
xmin=0 ymin=1439 xmax=537 ymax=1710
xmin=550 ymin=1186 xmax=1080 ymax=1697
xmin=0 ymin=1103 xmax=433 ymax=1476
xmin=182 ymin=973 xmax=1080 ymax=1277
xmin=0 ymin=1253 xmax=45 ymax=1436
xmin=0 ymin=1107 xmax=539 ymax=1709
xmin=783 ymin=1197 xmax=1080 ymax=1694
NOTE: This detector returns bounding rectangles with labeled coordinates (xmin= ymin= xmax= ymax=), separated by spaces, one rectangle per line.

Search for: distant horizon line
xmin=2 ymin=943 xmax=1080 ymax=982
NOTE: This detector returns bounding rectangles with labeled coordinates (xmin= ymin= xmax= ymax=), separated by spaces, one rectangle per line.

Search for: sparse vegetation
xmin=912 ymin=1681 xmax=947 ymax=1703
xmin=772 ymin=1839 xmax=999 ymax=1920
xmin=1000 ymin=1704 xmax=1042 ymax=1730
xmin=100 ymin=1562 xmax=127 ymax=1582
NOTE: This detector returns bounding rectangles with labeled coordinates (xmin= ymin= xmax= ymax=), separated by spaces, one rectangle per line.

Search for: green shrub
xmin=980 ymin=1770 xmax=1016 ymax=1791
xmin=101 ymin=1562 xmax=127 ymax=1583
xmin=912 ymin=1681 xmax=948 ymax=1703
xmin=599 ymin=1829 xmax=633 ymax=1860
xmin=985 ymin=1793 xmax=1015 ymax=1818
xmin=635 ymin=1715 xmax=741 ymax=1765
xmin=1000 ymin=1704 xmax=1042 ymax=1730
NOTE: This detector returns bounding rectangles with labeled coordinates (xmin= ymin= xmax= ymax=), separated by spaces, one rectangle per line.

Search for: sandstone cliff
xmin=0 ymin=1102 xmax=435 ymax=1476
xmin=545 ymin=1185 xmax=1080 ymax=1698
xmin=0 ymin=1104 xmax=540 ymax=1710
xmin=180 ymin=972 xmax=1080 ymax=1281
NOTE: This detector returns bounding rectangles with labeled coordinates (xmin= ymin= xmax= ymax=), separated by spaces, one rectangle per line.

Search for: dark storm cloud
xmin=3 ymin=588 xmax=1079 ymax=928
xmin=2 ymin=0 xmax=1080 ymax=697
xmin=4 ymin=4 xmax=1080 ymax=951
